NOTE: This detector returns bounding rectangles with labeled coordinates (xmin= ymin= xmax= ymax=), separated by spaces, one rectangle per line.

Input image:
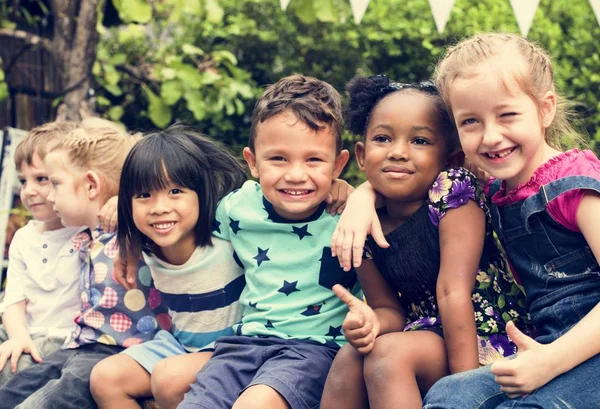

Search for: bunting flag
xmin=509 ymin=0 xmax=540 ymax=37
xmin=591 ymin=0 xmax=600 ymax=26
xmin=280 ymin=0 xmax=291 ymax=10
xmin=349 ymin=0 xmax=371 ymax=24
xmin=428 ymin=0 xmax=455 ymax=34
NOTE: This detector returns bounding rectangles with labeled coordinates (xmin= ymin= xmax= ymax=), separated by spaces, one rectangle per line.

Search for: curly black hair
xmin=344 ymin=75 xmax=459 ymax=153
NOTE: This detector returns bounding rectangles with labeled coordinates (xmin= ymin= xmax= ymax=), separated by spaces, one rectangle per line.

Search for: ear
xmin=447 ymin=149 xmax=465 ymax=168
xmin=85 ymin=170 xmax=102 ymax=200
xmin=332 ymin=149 xmax=350 ymax=180
xmin=355 ymin=141 xmax=366 ymax=171
xmin=540 ymin=91 xmax=557 ymax=129
xmin=242 ymin=147 xmax=260 ymax=179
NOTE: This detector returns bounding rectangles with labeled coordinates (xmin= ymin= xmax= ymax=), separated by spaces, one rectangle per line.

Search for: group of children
xmin=0 ymin=31 xmax=598 ymax=409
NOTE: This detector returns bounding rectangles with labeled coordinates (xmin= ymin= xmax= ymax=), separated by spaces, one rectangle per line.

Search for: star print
xmin=278 ymin=280 xmax=300 ymax=296
xmin=291 ymin=224 xmax=312 ymax=240
xmin=212 ymin=220 xmax=221 ymax=234
xmin=326 ymin=325 xmax=343 ymax=339
xmin=301 ymin=304 xmax=322 ymax=316
xmin=265 ymin=320 xmax=274 ymax=329
xmin=229 ymin=218 xmax=242 ymax=234
xmin=253 ymin=247 xmax=270 ymax=266
xmin=249 ymin=301 xmax=258 ymax=308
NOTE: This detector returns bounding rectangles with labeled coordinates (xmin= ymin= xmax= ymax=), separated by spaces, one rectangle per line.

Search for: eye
xmin=18 ymin=178 xmax=26 ymax=186
xmin=372 ymin=134 xmax=391 ymax=143
xmin=50 ymin=180 xmax=58 ymax=187
xmin=307 ymin=157 xmax=323 ymax=162
xmin=269 ymin=156 xmax=285 ymax=162
xmin=461 ymin=118 xmax=478 ymax=126
xmin=135 ymin=192 xmax=150 ymax=199
xmin=412 ymin=137 xmax=431 ymax=145
xmin=169 ymin=188 xmax=184 ymax=194
xmin=500 ymin=112 xmax=517 ymax=118
xmin=36 ymin=176 xmax=49 ymax=183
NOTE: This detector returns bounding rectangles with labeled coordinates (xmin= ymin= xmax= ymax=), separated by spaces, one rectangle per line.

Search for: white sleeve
xmin=2 ymin=230 xmax=28 ymax=308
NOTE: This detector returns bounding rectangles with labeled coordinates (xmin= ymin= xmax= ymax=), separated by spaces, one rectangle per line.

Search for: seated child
xmin=0 ymin=121 xmax=85 ymax=385
xmin=0 ymin=118 xmax=167 ymax=409
xmin=89 ymin=125 xmax=247 ymax=409
xmin=170 ymin=74 xmax=362 ymax=409
xmin=320 ymin=75 xmax=530 ymax=409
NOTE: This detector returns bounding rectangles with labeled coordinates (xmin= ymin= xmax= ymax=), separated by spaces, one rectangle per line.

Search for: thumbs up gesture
xmin=332 ymin=284 xmax=381 ymax=354
xmin=490 ymin=321 xmax=556 ymax=397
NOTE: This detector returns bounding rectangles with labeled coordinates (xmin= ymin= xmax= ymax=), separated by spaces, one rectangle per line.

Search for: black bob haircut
xmin=117 ymin=124 xmax=247 ymax=259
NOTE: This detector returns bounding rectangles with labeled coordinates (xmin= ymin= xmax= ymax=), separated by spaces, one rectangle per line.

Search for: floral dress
xmin=365 ymin=167 xmax=531 ymax=365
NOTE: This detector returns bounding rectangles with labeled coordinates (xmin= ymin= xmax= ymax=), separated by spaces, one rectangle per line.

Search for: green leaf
xmin=314 ymin=0 xmax=336 ymax=22
xmin=234 ymin=98 xmax=245 ymax=115
xmin=0 ymin=82 xmax=8 ymax=102
xmin=293 ymin=0 xmax=316 ymax=24
xmin=108 ymin=106 xmax=125 ymax=121
xmin=161 ymin=81 xmax=184 ymax=105
xmin=497 ymin=294 xmax=505 ymax=309
xmin=205 ymin=0 xmax=224 ymax=23
xmin=113 ymin=0 xmax=152 ymax=23
xmin=96 ymin=96 xmax=111 ymax=107
xmin=502 ymin=312 xmax=512 ymax=323
xmin=0 ymin=68 xmax=4 ymax=82
xmin=144 ymin=86 xmax=172 ymax=128
xmin=109 ymin=53 xmax=127 ymax=66
xmin=174 ymin=64 xmax=204 ymax=89
xmin=118 ymin=24 xmax=146 ymax=43
xmin=184 ymin=89 xmax=206 ymax=120
xmin=212 ymin=50 xmax=237 ymax=65
xmin=182 ymin=44 xmax=205 ymax=56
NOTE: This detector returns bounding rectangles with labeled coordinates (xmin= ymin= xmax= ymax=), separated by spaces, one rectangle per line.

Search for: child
xmin=0 ymin=121 xmax=85 ymax=385
xmin=0 ymin=118 xmax=167 ymax=409
xmin=320 ymin=75 xmax=530 ymax=409
xmin=89 ymin=125 xmax=246 ymax=409
xmin=150 ymin=74 xmax=359 ymax=409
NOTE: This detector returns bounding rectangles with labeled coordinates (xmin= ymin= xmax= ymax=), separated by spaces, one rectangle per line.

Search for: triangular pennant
xmin=350 ymin=0 xmax=371 ymax=24
xmin=509 ymin=0 xmax=540 ymax=37
xmin=428 ymin=0 xmax=455 ymax=34
xmin=280 ymin=0 xmax=291 ymax=10
xmin=590 ymin=0 xmax=600 ymax=27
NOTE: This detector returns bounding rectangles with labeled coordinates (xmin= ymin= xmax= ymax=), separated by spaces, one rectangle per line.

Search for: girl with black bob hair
xmin=91 ymin=124 xmax=247 ymax=409
xmin=322 ymin=76 xmax=530 ymax=409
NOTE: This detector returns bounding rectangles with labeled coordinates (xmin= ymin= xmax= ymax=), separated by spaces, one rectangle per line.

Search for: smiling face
xmin=18 ymin=152 xmax=62 ymax=231
xmin=356 ymin=91 xmax=448 ymax=208
xmin=243 ymin=111 xmax=349 ymax=220
xmin=448 ymin=66 xmax=557 ymax=190
xmin=132 ymin=183 xmax=200 ymax=265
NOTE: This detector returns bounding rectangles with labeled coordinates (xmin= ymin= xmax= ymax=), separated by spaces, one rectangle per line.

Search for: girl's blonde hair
xmin=50 ymin=118 xmax=140 ymax=200
xmin=434 ymin=32 xmax=581 ymax=150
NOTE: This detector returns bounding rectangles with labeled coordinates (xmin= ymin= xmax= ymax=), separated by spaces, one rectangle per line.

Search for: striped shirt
xmin=142 ymin=237 xmax=245 ymax=352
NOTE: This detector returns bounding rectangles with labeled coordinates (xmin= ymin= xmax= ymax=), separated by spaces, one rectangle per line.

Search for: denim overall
xmin=424 ymin=176 xmax=600 ymax=409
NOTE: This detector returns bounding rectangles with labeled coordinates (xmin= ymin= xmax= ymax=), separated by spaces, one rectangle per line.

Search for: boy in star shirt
xmin=177 ymin=74 xmax=363 ymax=409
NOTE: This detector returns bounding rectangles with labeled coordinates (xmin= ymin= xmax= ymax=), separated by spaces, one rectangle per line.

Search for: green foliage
xmin=0 ymin=58 xmax=7 ymax=102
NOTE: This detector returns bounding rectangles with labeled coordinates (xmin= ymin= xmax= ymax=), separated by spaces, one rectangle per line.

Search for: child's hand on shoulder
xmin=331 ymin=182 xmax=388 ymax=271
xmin=333 ymin=284 xmax=380 ymax=354
xmin=325 ymin=179 xmax=354 ymax=215
xmin=113 ymin=252 xmax=139 ymax=290
xmin=0 ymin=336 xmax=42 ymax=372
xmin=98 ymin=196 xmax=118 ymax=233
xmin=490 ymin=321 xmax=557 ymax=397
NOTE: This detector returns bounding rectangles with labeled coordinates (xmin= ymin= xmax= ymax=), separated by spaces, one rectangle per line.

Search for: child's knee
xmin=151 ymin=359 xmax=186 ymax=401
xmin=325 ymin=345 xmax=363 ymax=394
xmin=90 ymin=358 xmax=121 ymax=398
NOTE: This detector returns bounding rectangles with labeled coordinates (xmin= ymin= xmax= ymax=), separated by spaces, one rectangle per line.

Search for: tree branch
xmin=0 ymin=28 xmax=52 ymax=50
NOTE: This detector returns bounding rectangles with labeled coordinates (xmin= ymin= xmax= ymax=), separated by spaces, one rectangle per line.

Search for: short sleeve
xmin=3 ymin=232 xmax=28 ymax=307
xmin=427 ymin=167 xmax=480 ymax=228
xmin=212 ymin=193 xmax=232 ymax=242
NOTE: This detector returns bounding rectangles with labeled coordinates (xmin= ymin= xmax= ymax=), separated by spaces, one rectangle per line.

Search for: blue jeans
xmin=0 ymin=343 xmax=121 ymax=409
xmin=423 ymin=352 xmax=600 ymax=409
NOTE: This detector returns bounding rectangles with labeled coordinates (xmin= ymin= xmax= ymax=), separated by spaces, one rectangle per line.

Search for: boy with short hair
xmin=179 ymin=74 xmax=362 ymax=409
xmin=0 ymin=121 xmax=86 ymax=385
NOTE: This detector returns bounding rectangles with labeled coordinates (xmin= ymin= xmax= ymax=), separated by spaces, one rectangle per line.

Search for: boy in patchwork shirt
xmin=178 ymin=74 xmax=363 ymax=409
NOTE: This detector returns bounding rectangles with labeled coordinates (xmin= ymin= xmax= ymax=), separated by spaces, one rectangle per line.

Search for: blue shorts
xmin=179 ymin=335 xmax=339 ymax=409
xmin=122 ymin=330 xmax=215 ymax=373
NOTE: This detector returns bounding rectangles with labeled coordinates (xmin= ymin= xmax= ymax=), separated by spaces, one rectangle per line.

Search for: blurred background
xmin=1 ymin=0 xmax=599 ymax=186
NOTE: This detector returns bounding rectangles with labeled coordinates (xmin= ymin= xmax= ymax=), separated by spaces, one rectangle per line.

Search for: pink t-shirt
xmin=488 ymin=149 xmax=600 ymax=232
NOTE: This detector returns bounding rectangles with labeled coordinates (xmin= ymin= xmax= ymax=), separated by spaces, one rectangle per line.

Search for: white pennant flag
xmin=509 ymin=0 xmax=540 ymax=37
xmin=590 ymin=0 xmax=600 ymax=26
xmin=428 ymin=0 xmax=455 ymax=34
xmin=280 ymin=0 xmax=291 ymax=10
xmin=350 ymin=0 xmax=371 ymax=24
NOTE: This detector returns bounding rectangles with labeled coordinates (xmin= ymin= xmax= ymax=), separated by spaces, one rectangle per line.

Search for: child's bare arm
xmin=331 ymin=182 xmax=388 ymax=271
xmin=0 ymin=301 xmax=42 ymax=371
xmin=437 ymin=200 xmax=483 ymax=374
xmin=325 ymin=179 xmax=354 ymax=215
xmin=491 ymin=192 xmax=600 ymax=397
xmin=98 ymin=196 xmax=118 ymax=233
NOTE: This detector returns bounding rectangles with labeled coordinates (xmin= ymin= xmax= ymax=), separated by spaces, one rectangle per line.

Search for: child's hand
xmin=98 ymin=196 xmax=118 ymax=233
xmin=113 ymin=253 xmax=138 ymax=290
xmin=0 ymin=337 xmax=42 ymax=372
xmin=325 ymin=179 xmax=355 ymax=216
xmin=491 ymin=321 xmax=556 ymax=397
xmin=331 ymin=184 xmax=388 ymax=271
xmin=333 ymin=284 xmax=380 ymax=355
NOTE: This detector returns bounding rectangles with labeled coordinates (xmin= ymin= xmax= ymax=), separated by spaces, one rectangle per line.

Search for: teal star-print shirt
xmin=213 ymin=181 xmax=363 ymax=347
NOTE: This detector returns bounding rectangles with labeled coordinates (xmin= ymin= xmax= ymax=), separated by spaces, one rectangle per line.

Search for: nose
xmin=481 ymin=124 xmax=503 ymax=147
xmin=284 ymin=163 xmax=308 ymax=183
xmin=387 ymin=140 xmax=409 ymax=160
xmin=150 ymin=194 xmax=171 ymax=215
xmin=46 ymin=188 xmax=55 ymax=203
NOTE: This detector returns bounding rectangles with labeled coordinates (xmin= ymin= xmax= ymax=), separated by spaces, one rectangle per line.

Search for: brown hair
xmin=14 ymin=121 xmax=78 ymax=170
xmin=249 ymin=74 xmax=343 ymax=154
xmin=434 ymin=32 xmax=581 ymax=149
xmin=49 ymin=118 xmax=140 ymax=200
